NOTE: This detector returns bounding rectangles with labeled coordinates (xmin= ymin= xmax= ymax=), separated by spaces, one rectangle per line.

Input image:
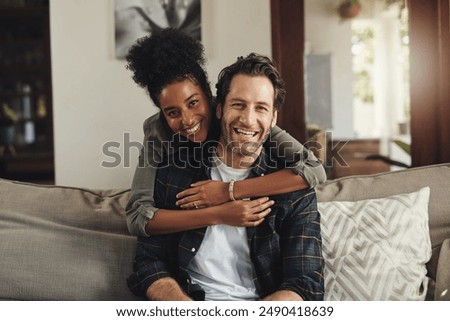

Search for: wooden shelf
xmin=0 ymin=1 xmax=53 ymax=183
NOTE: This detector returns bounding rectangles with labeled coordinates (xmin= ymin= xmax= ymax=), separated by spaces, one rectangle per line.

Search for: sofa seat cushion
xmin=0 ymin=179 xmax=137 ymax=300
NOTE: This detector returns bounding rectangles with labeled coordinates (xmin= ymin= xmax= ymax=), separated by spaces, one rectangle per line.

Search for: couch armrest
xmin=435 ymin=238 xmax=450 ymax=300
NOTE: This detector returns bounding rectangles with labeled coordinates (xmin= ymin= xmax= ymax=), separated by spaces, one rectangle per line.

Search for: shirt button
xmin=191 ymin=248 xmax=196 ymax=252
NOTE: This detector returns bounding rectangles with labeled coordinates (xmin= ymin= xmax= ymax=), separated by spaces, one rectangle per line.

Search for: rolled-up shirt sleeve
xmin=268 ymin=126 xmax=327 ymax=187
xmin=126 ymin=164 xmax=158 ymax=236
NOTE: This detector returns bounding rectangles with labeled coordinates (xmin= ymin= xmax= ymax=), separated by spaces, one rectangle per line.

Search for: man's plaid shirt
xmin=127 ymin=143 xmax=324 ymax=300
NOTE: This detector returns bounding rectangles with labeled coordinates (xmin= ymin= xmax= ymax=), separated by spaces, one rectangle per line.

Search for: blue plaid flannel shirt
xmin=127 ymin=142 xmax=324 ymax=300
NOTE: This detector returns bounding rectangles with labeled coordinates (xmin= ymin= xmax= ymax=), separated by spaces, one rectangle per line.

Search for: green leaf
xmin=393 ymin=139 xmax=410 ymax=155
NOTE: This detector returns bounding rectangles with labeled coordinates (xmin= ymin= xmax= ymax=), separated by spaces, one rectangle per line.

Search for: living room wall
xmin=50 ymin=0 xmax=272 ymax=189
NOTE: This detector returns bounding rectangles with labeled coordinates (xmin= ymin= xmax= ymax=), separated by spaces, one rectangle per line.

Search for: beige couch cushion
xmin=316 ymin=162 xmax=450 ymax=300
xmin=0 ymin=179 xmax=137 ymax=300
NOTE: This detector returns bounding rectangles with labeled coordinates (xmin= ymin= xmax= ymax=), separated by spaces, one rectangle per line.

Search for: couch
xmin=0 ymin=163 xmax=449 ymax=300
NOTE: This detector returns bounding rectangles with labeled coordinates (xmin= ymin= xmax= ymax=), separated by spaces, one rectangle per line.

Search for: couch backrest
xmin=0 ymin=180 xmax=137 ymax=300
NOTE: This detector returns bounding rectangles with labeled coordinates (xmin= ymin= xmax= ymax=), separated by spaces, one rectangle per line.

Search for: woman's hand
xmin=176 ymin=180 xmax=229 ymax=209
xmin=214 ymin=197 xmax=274 ymax=227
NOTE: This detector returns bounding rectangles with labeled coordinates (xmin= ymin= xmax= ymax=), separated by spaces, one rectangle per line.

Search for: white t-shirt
xmin=187 ymin=156 xmax=259 ymax=300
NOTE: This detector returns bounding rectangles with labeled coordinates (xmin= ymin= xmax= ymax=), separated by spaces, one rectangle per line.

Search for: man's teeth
xmin=185 ymin=123 xmax=200 ymax=134
xmin=236 ymin=128 xmax=257 ymax=137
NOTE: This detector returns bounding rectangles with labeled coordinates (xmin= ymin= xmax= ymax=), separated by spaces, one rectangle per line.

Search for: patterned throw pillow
xmin=319 ymin=187 xmax=432 ymax=300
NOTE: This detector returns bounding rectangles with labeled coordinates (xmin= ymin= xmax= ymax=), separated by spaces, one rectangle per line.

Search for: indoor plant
xmin=337 ymin=0 xmax=362 ymax=19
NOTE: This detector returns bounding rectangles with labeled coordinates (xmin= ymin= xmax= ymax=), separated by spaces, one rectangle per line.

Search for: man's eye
xmin=256 ymin=105 xmax=269 ymax=112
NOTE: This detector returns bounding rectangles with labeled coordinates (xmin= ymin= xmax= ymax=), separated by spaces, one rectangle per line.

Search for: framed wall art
xmin=114 ymin=0 xmax=201 ymax=59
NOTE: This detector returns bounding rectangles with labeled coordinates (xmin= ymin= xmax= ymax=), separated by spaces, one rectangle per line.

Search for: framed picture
xmin=114 ymin=0 xmax=201 ymax=59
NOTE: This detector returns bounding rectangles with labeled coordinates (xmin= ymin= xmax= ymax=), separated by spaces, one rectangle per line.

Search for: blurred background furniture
xmin=0 ymin=1 xmax=54 ymax=183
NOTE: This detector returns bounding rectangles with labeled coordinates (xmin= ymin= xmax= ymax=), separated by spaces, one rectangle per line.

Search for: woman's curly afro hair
xmin=126 ymin=28 xmax=211 ymax=107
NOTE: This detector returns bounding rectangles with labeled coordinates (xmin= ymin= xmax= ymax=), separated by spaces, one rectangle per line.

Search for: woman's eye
xmin=167 ymin=110 xmax=180 ymax=118
xmin=188 ymin=100 xmax=199 ymax=107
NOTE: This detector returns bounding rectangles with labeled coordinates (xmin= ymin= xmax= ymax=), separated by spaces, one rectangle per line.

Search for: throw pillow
xmin=319 ymin=187 xmax=432 ymax=300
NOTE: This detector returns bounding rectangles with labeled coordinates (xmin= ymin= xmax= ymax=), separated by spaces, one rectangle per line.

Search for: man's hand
xmin=146 ymin=277 xmax=193 ymax=301
xmin=262 ymin=290 xmax=304 ymax=301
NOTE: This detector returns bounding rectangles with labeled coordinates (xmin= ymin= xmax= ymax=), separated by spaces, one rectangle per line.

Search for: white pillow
xmin=319 ymin=187 xmax=432 ymax=300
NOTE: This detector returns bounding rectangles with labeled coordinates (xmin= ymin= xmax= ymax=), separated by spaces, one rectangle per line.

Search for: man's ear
xmin=216 ymin=104 xmax=223 ymax=119
xmin=271 ymin=111 xmax=278 ymax=128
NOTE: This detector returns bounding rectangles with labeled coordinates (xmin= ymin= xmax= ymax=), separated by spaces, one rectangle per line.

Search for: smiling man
xmin=216 ymin=73 xmax=277 ymax=167
xmin=127 ymin=53 xmax=324 ymax=301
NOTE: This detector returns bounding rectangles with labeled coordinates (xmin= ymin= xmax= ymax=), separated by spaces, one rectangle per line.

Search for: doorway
xmin=304 ymin=0 xmax=410 ymax=178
